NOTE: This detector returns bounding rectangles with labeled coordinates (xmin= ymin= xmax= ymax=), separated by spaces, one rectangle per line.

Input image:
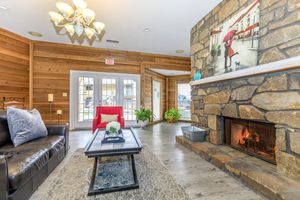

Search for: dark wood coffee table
xmin=84 ymin=128 xmax=143 ymax=195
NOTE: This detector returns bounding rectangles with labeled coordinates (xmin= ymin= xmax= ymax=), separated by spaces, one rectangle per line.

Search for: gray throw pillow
xmin=7 ymin=107 xmax=48 ymax=147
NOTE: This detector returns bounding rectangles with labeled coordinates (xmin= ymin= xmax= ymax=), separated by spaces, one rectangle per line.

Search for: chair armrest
xmin=92 ymin=115 xmax=100 ymax=133
xmin=46 ymin=124 xmax=69 ymax=154
xmin=0 ymin=155 xmax=8 ymax=200
xmin=120 ymin=116 xmax=125 ymax=127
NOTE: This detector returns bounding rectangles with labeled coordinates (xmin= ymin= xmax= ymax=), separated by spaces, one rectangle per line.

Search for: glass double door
xmin=71 ymin=71 xmax=140 ymax=129
xmin=100 ymin=76 xmax=139 ymax=123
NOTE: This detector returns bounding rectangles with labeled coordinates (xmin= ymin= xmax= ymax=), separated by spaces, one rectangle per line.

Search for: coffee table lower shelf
xmin=88 ymin=154 xmax=139 ymax=196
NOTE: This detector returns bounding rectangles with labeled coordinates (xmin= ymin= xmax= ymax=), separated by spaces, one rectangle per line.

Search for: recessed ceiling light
xmin=144 ymin=28 xmax=151 ymax=32
xmin=0 ymin=5 xmax=8 ymax=10
xmin=176 ymin=50 xmax=184 ymax=54
xmin=28 ymin=31 xmax=43 ymax=37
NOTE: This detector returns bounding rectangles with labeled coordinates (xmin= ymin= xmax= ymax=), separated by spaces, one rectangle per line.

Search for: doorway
xmin=152 ymin=80 xmax=161 ymax=121
xmin=70 ymin=71 xmax=140 ymax=129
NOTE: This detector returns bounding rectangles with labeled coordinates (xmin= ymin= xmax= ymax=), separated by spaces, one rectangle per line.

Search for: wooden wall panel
xmin=32 ymin=41 xmax=190 ymax=124
xmin=0 ymin=28 xmax=30 ymax=108
xmin=167 ymin=75 xmax=191 ymax=110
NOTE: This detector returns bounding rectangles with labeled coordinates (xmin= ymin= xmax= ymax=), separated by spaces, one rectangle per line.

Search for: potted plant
xmin=135 ymin=108 xmax=152 ymax=128
xmin=164 ymin=108 xmax=181 ymax=123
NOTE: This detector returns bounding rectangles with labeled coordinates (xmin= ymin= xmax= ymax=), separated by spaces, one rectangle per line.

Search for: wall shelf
xmin=190 ymin=56 xmax=300 ymax=86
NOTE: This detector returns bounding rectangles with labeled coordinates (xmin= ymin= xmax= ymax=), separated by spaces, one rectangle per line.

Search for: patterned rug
xmin=93 ymin=156 xmax=135 ymax=190
xmin=30 ymin=146 xmax=190 ymax=200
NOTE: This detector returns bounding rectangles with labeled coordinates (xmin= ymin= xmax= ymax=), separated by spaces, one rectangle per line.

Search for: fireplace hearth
xmin=224 ymin=118 xmax=276 ymax=164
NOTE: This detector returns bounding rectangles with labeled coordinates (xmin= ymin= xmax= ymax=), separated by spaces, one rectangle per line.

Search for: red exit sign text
xmin=105 ymin=58 xmax=115 ymax=65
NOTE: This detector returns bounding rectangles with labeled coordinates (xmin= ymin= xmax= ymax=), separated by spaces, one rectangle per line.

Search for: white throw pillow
xmin=101 ymin=114 xmax=118 ymax=123
xmin=7 ymin=107 xmax=48 ymax=147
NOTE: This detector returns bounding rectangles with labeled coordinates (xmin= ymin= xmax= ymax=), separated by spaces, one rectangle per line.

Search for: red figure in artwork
xmin=223 ymin=30 xmax=239 ymax=69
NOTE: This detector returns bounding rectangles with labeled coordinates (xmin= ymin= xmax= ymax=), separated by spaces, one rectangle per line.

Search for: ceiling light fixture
xmin=176 ymin=50 xmax=184 ymax=54
xmin=0 ymin=5 xmax=8 ymax=10
xmin=49 ymin=0 xmax=105 ymax=39
xmin=28 ymin=31 xmax=43 ymax=37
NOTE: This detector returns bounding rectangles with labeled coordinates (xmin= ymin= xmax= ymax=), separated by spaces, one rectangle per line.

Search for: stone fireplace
xmin=190 ymin=65 xmax=300 ymax=181
xmin=185 ymin=0 xmax=300 ymax=197
xmin=224 ymin=117 xmax=276 ymax=164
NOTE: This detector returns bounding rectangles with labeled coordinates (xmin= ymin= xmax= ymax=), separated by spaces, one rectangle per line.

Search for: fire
xmin=226 ymin=119 xmax=276 ymax=164
xmin=238 ymin=126 xmax=260 ymax=145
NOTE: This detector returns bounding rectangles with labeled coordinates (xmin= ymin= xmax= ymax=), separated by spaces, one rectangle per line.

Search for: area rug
xmin=30 ymin=146 xmax=190 ymax=200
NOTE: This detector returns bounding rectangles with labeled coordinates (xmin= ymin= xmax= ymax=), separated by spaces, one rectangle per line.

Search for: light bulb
xmin=49 ymin=11 xmax=64 ymax=25
xmin=82 ymin=8 xmax=95 ymax=24
xmin=85 ymin=28 xmax=94 ymax=39
xmin=73 ymin=0 xmax=87 ymax=9
xmin=65 ymin=24 xmax=75 ymax=36
xmin=74 ymin=23 xmax=84 ymax=36
xmin=56 ymin=2 xmax=74 ymax=17
xmin=93 ymin=22 xmax=105 ymax=33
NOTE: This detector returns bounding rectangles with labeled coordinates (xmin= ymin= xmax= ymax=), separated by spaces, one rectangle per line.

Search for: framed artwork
xmin=209 ymin=0 xmax=260 ymax=76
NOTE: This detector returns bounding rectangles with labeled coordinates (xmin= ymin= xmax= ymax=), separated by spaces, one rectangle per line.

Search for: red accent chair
xmin=92 ymin=106 xmax=125 ymax=133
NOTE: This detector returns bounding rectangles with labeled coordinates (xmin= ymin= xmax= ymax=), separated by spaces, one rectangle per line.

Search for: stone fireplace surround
xmin=175 ymin=58 xmax=300 ymax=199
xmin=189 ymin=58 xmax=300 ymax=180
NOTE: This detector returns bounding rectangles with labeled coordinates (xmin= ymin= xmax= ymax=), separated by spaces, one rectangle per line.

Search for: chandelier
xmin=49 ymin=0 xmax=105 ymax=39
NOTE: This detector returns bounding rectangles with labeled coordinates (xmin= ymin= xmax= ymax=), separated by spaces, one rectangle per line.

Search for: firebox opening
xmin=224 ymin=117 xmax=276 ymax=164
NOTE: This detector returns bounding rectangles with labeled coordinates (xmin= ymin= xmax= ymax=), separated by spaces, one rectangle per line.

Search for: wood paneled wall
xmin=0 ymin=28 xmax=30 ymax=108
xmin=32 ymin=41 xmax=190 ymax=124
xmin=166 ymin=75 xmax=191 ymax=110
xmin=0 ymin=28 xmax=191 ymax=124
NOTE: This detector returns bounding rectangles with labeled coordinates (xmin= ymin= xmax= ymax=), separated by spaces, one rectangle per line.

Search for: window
xmin=177 ymin=83 xmax=191 ymax=120
xmin=78 ymin=77 xmax=94 ymax=122
xmin=102 ymin=78 xmax=117 ymax=106
xmin=123 ymin=79 xmax=137 ymax=121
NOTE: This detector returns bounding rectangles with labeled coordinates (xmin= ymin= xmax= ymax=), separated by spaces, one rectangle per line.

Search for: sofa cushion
xmin=0 ymin=110 xmax=11 ymax=146
xmin=7 ymin=107 xmax=48 ymax=147
xmin=0 ymin=135 xmax=65 ymax=191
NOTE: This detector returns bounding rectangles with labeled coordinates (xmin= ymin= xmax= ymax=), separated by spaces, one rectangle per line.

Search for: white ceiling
xmin=0 ymin=0 xmax=222 ymax=56
xmin=150 ymin=68 xmax=190 ymax=76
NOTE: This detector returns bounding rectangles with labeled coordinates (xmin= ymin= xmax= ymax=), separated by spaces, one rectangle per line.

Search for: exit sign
xmin=105 ymin=58 xmax=115 ymax=65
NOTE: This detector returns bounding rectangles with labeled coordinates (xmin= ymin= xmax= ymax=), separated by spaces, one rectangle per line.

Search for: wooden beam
xmin=166 ymin=77 xmax=169 ymax=111
xmin=29 ymin=42 xmax=34 ymax=109
xmin=140 ymin=64 xmax=145 ymax=107
xmin=34 ymin=40 xmax=190 ymax=61
xmin=0 ymin=28 xmax=30 ymax=44
xmin=142 ymin=62 xmax=190 ymax=71
xmin=33 ymin=50 xmax=141 ymax=66
xmin=146 ymin=68 xmax=166 ymax=79
xmin=160 ymin=80 xmax=164 ymax=120
xmin=175 ymin=80 xmax=178 ymax=109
